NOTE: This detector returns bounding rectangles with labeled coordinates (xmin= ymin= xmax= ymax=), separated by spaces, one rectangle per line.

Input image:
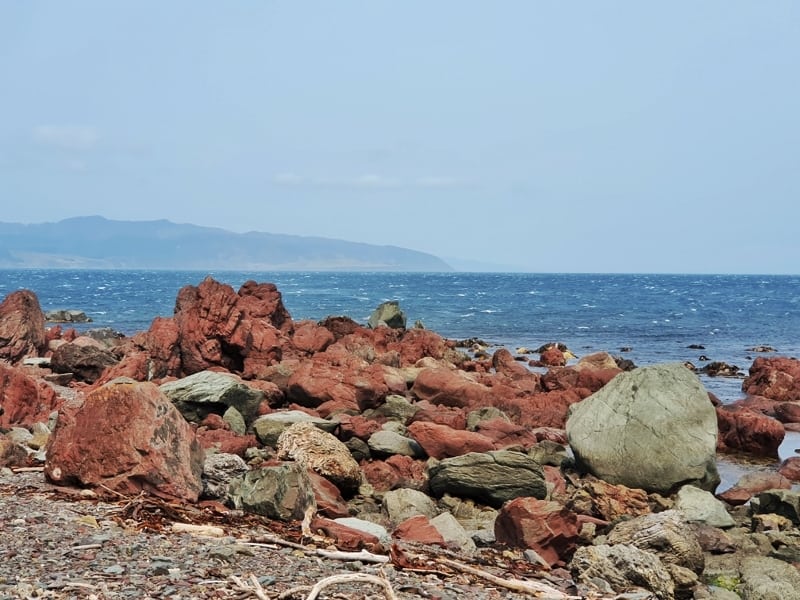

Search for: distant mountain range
xmin=0 ymin=216 xmax=453 ymax=271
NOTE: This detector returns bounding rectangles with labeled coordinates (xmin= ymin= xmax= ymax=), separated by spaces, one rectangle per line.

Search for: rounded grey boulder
xmin=566 ymin=363 xmax=719 ymax=494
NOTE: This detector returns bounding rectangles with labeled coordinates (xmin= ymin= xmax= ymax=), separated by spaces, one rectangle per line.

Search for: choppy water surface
xmin=2 ymin=269 xmax=799 ymax=485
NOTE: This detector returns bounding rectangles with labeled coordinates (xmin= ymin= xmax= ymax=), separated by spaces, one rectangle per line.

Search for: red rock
xmin=245 ymin=380 xmax=284 ymax=408
xmin=172 ymin=277 xmax=291 ymax=378
xmin=492 ymin=348 xmax=534 ymax=379
xmin=45 ymin=379 xmax=204 ymax=502
xmin=336 ymin=414 xmax=383 ymax=441
xmin=406 ymin=421 xmax=495 ymax=459
xmin=291 ymin=320 xmax=335 ymax=355
xmin=0 ymin=290 xmax=46 ymax=363
xmin=411 ymin=367 xmax=490 ymax=410
xmin=775 ymin=402 xmax=800 ymax=424
xmin=392 ymin=515 xmax=446 ymax=547
xmin=45 ymin=325 xmax=62 ymax=344
xmin=361 ymin=456 xmax=427 ymax=492
xmin=389 ymin=328 xmax=453 ymax=366
xmin=196 ymin=428 xmax=257 ymax=456
xmin=310 ymin=517 xmax=382 ymax=552
xmin=716 ymin=405 xmax=785 ymax=458
xmin=718 ymin=471 xmax=792 ymax=505
xmin=408 ymin=401 xmax=467 ymax=430
xmin=542 ymin=365 xmax=619 ymax=394
xmin=139 ymin=317 xmax=182 ymax=379
xmin=475 ymin=417 xmax=539 ymax=450
xmin=539 ymin=346 xmax=567 ymax=367
xmin=287 ymin=359 xmax=391 ymax=411
xmin=493 ymin=389 xmax=585 ymax=429
xmin=543 ymin=465 xmax=568 ymax=500
xmin=743 ymin=357 xmax=800 ymax=403
xmin=778 ymin=457 xmax=800 ymax=482
xmin=494 ymin=498 xmax=580 ymax=567
xmin=318 ymin=316 xmax=361 ymax=340
xmin=308 ymin=471 xmax=350 ymax=519
xmin=531 ymin=428 xmax=569 ymax=444
xmin=0 ymin=363 xmax=63 ymax=428
xmin=728 ymin=395 xmax=780 ymax=417
xmin=200 ymin=413 xmax=229 ymax=430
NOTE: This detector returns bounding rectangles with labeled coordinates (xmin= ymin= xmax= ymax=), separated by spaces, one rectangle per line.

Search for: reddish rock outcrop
xmin=494 ymin=498 xmax=580 ymax=567
xmin=196 ymin=428 xmax=258 ymax=457
xmin=743 ymin=357 xmax=800 ymax=403
xmin=406 ymin=421 xmax=495 ymax=459
xmin=775 ymin=402 xmax=800 ymax=424
xmin=0 ymin=363 xmax=62 ymax=428
xmin=491 ymin=348 xmax=534 ymax=379
xmin=309 ymin=517 xmax=382 ymax=552
xmin=539 ymin=346 xmax=567 ymax=367
xmin=50 ymin=341 xmax=119 ymax=384
xmin=492 ymin=389 xmax=586 ymax=430
xmin=716 ymin=405 xmax=785 ymax=457
xmin=172 ymin=277 xmax=291 ymax=378
xmin=474 ymin=417 xmax=539 ymax=450
xmin=44 ymin=379 xmax=204 ymax=501
xmin=0 ymin=290 xmax=46 ymax=363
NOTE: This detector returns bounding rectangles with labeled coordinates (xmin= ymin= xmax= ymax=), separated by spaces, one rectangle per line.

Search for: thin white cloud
xmin=32 ymin=125 xmax=99 ymax=151
xmin=414 ymin=176 xmax=463 ymax=188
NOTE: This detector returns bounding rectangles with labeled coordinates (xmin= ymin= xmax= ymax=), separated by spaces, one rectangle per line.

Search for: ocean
xmin=3 ymin=269 xmax=799 ymax=482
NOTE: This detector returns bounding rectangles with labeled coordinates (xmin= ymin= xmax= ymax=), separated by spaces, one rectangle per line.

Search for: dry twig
xmin=436 ymin=557 xmax=581 ymax=599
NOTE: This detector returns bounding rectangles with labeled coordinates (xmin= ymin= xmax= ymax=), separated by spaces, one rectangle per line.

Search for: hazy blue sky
xmin=1 ymin=2 xmax=798 ymax=273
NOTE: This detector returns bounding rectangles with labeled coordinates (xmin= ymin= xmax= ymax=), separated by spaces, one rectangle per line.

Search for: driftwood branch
xmin=302 ymin=573 xmax=397 ymax=600
xmin=244 ymin=538 xmax=389 ymax=564
xmin=436 ymin=557 xmax=581 ymax=599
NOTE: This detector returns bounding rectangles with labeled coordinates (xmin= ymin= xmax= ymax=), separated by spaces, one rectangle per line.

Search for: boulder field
xmin=2 ymin=278 xmax=800 ymax=598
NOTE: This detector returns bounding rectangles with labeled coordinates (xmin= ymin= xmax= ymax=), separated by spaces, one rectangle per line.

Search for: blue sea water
xmin=2 ymin=270 xmax=799 ymax=404
xmin=2 ymin=269 xmax=800 ymax=486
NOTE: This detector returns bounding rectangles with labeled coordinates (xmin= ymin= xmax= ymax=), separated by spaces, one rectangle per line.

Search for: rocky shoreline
xmin=2 ymin=276 xmax=800 ymax=599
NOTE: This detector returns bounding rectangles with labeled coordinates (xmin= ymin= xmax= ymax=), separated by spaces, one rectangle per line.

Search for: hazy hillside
xmin=0 ymin=216 xmax=453 ymax=271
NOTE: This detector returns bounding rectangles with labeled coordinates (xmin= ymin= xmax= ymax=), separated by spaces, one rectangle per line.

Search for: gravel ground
xmin=0 ymin=470 xmax=575 ymax=600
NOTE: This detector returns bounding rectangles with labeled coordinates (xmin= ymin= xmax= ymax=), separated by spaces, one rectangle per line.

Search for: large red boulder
xmin=474 ymin=417 xmax=539 ymax=450
xmin=392 ymin=515 xmax=446 ymax=547
xmin=743 ymin=357 xmax=800 ymax=403
xmin=286 ymin=358 xmax=399 ymax=411
xmin=389 ymin=328 xmax=454 ymax=366
xmin=494 ymin=498 xmax=580 ymax=567
xmin=44 ymin=379 xmax=204 ymax=502
xmin=290 ymin=320 xmax=335 ymax=355
xmin=0 ymin=363 xmax=63 ymax=428
xmin=716 ymin=405 xmax=785 ymax=458
xmin=406 ymin=421 xmax=494 ymax=459
xmin=411 ymin=367 xmax=490 ymax=409
xmin=775 ymin=402 xmax=800 ymax=424
xmin=491 ymin=348 xmax=535 ymax=379
xmin=172 ymin=277 xmax=291 ymax=378
xmin=0 ymin=290 xmax=46 ymax=363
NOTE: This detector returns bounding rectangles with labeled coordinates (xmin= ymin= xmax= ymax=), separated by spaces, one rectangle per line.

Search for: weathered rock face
xmin=252 ymin=410 xmax=337 ymax=448
xmin=494 ymin=498 xmax=580 ymax=567
xmin=743 ymin=356 xmax=800 ymax=402
xmin=751 ymin=489 xmax=800 ymax=525
xmin=716 ymin=405 xmax=785 ymax=457
xmin=228 ymin=463 xmax=316 ymax=521
xmin=159 ymin=371 xmax=265 ymax=426
xmin=44 ymin=379 xmax=204 ymax=502
xmin=367 ymin=301 xmax=406 ymax=330
xmin=202 ymin=452 xmax=249 ymax=500
xmin=50 ymin=342 xmax=120 ymax=383
xmin=570 ymin=544 xmax=675 ymax=600
xmin=566 ymin=363 xmax=720 ymax=493
xmin=0 ymin=363 xmax=62 ymax=428
xmin=427 ymin=450 xmax=547 ymax=508
xmin=286 ymin=359 xmax=394 ymax=412
xmin=0 ymin=290 xmax=46 ymax=363
xmin=605 ymin=510 xmax=705 ymax=575
xmin=276 ymin=421 xmax=362 ymax=495
xmin=172 ymin=277 xmax=291 ymax=378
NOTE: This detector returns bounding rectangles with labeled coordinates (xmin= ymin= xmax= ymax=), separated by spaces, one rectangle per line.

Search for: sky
xmin=1 ymin=2 xmax=798 ymax=274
